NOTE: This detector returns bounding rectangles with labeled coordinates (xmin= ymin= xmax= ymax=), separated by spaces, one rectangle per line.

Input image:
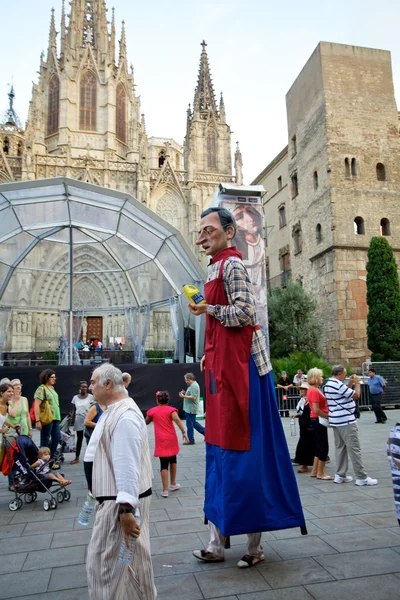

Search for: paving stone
xmin=3 ymin=533 xmax=53 ymax=553
xmin=151 ymin=549 xmax=204 ymax=577
xmin=311 ymin=491 xmax=367 ymax=504
xmin=51 ymin=529 xmax=91 ymax=548
xmin=155 ymin=487 xmax=199 ymax=498
xmin=362 ymin=487 xmax=396 ymax=499
xmin=3 ymin=590 xmax=88 ymax=600
xmin=0 ymin=568 xmax=52 ymax=599
xmin=22 ymin=517 xmax=76 ymax=536
xmin=48 ymin=563 xmax=88 ymax=591
xmin=308 ymin=515 xmax=373 ymax=534
xmin=315 ymin=547 xmax=400 ymax=579
xmin=237 ymin=586 xmax=314 ymax=599
xmin=0 ymin=523 xmax=26 ymax=538
xmin=23 ymin=544 xmax=86 ymax=571
xmin=356 ymin=511 xmax=399 ymax=528
xmin=9 ymin=510 xmax=55 ymax=524
xmin=155 ymin=517 xmax=208 ymax=536
xmin=0 ymin=552 xmax=28 ymax=575
xmin=305 ymin=573 xmax=400 ymax=599
xmin=270 ymin=521 xmax=325 ymax=539
xmin=166 ymin=505 xmax=205 ymax=520
xmin=149 ymin=508 xmax=169 ymax=522
xmin=256 ymin=557 xmax=334 ymax=588
xmin=195 ymin=566 xmax=271 ymax=598
xmin=322 ymin=528 xmax=400 ymax=552
xmin=267 ymin=536 xmax=337 ymax=560
xmin=305 ymin=502 xmax=368 ymax=519
xmin=155 ymin=573 xmax=204 ymax=600
xmin=150 ymin=532 xmax=203 ymax=555
xmin=178 ymin=496 xmax=205 ymax=507
xmin=353 ymin=498 xmax=396 ymax=512
xmin=150 ymin=498 xmax=181 ymax=510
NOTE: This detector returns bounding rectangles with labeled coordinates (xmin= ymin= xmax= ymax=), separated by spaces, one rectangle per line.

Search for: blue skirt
xmin=204 ymin=358 xmax=306 ymax=536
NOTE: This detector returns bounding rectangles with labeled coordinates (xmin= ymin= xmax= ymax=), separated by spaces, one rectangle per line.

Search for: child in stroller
xmin=31 ymin=447 xmax=71 ymax=487
xmin=1 ymin=434 xmax=72 ymax=511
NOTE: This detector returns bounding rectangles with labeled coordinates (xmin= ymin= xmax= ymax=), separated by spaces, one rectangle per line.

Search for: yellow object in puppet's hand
xmin=183 ymin=285 xmax=206 ymax=305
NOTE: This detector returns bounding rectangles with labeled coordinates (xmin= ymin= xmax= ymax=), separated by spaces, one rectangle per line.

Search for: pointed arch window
xmin=116 ymin=83 xmax=127 ymax=143
xmin=47 ymin=75 xmax=60 ymax=135
xmin=207 ymin=129 xmax=217 ymax=171
xmin=80 ymin=70 xmax=97 ymax=131
xmin=3 ymin=138 xmax=9 ymax=154
xmin=17 ymin=142 xmax=22 ymax=156
xmin=158 ymin=150 xmax=165 ymax=168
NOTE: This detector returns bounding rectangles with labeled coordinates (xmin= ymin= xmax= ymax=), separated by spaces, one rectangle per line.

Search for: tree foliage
xmin=366 ymin=236 xmax=400 ymax=361
xmin=268 ymin=280 xmax=322 ymax=358
xmin=271 ymin=351 xmax=332 ymax=381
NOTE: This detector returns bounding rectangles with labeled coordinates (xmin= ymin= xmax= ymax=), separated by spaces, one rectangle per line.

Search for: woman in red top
xmin=146 ymin=391 xmax=189 ymax=497
xmin=307 ymin=368 xmax=333 ymax=481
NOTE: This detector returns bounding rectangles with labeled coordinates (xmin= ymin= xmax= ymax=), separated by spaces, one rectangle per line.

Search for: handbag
xmin=39 ymin=387 xmax=54 ymax=426
xmin=319 ymin=416 xmax=329 ymax=428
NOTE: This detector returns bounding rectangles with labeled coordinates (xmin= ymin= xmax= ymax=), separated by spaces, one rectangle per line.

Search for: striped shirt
xmin=206 ymin=255 xmax=272 ymax=377
xmin=324 ymin=377 xmax=356 ymax=427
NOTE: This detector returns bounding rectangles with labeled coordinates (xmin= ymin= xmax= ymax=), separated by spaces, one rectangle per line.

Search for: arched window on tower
xmin=116 ymin=83 xmax=127 ymax=143
xmin=380 ymin=218 xmax=390 ymax=236
xmin=3 ymin=138 xmax=9 ymax=154
xmin=47 ymin=75 xmax=60 ymax=135
xmin=354 ymin=216 xmax=365 ymax=235
xmin=176 ymin=152 xmax=180 ymax=170
xmin=351 ymin=157 xmax=357 ymax=177
xmin=313 ymin=170 xmax=319 ymax=190
xmin=376 ymin=162 xmax=386 ymax=181
xmin=79 ymin=70 xmax=97 ymax=131
xmin=17 ymin=142 xmax=22 ymax=156
xmin=345 ymin=157 xmax=350 ymax=178
xmin=158 ymin=150 xmax=165 ymax=168
xmin=207 ymin=129 xmax=217 ymax=171
xmin=316 ymin=223 xmax=322 ymax=244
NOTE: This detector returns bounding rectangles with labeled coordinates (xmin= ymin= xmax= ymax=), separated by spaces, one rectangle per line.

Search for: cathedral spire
xmin=110 ymin=7 xmax=116 ymax=63
xmin=219 ymin=92 xmax=226 ymax=123
xmin=67 ymin=1 xmax=109 ymax=53
xmin=119 ymin=20 xmax=127 ymax=63
xmin=2 ymin=85 xmax=21 ymax=128
xmin=235 ymin=141 xmax=243 ymax=185
xmin=193 ymin=40 xmax=218 ymax=116
xmin=60 ymin=0 xmax=66 ymax=56
xmin=48 ymin=7 xmax=57 ymax=61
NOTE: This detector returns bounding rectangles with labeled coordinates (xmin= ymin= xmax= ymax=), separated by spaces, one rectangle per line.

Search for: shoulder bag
xmin=39 ymin=387 xmax=54 ymax=426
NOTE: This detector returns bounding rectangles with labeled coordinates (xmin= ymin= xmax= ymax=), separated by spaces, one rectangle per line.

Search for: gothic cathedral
xmin=0 ymin=0 xmax=243 ymax=352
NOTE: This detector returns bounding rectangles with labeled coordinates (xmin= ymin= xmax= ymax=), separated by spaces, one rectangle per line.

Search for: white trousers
xmin=87 ymin=496 xmax=157 ymax=600
xmin=207 ymin=521 xmax=263 ymax=558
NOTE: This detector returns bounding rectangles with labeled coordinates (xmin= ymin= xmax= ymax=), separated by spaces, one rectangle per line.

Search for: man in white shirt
xmin=293 ymin=370 xmax=306 ymax=387
xmin=86 ymin=364 xmax=156 ymax=600
xmin=324 ymin=365 xmax=378 ymax=487
xmin=122 ymin=372 xmax=131 ymax=396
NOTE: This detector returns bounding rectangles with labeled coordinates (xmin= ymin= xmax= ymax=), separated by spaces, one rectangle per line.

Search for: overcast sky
xmin=1 ymin=0 xmax=399 ymax=182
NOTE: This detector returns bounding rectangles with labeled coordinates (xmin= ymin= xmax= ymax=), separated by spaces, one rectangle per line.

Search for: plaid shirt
xmin=206 ymin=255 xmax=272 ymax=377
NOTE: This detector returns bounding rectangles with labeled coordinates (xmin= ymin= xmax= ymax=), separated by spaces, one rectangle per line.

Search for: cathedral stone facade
xmin=0 ymin=0 xmax=242 ymax=353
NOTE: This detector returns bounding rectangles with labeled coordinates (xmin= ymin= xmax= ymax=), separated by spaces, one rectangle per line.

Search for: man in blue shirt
xmin=367 ymin=368 xmax=387 ymax=424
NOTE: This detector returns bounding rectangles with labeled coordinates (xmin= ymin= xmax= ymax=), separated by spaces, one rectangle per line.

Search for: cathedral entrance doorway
xmin=85 ymin=317 xmax=103 ymax=343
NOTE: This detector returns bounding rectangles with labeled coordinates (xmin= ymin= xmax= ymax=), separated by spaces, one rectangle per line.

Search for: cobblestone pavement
xmin=0 ymin=411 xmax=399 ymax=600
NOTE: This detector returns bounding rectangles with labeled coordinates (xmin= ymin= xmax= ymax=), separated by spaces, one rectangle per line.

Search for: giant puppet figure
xmin=190 ymin=207 xmax=306 ymax=568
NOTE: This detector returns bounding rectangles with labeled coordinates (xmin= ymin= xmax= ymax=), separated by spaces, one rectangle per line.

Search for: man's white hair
xmin=94 ymin=364 xmax=124 ymax=390
xmin=122 ymin=372 xmax=132 ymax=382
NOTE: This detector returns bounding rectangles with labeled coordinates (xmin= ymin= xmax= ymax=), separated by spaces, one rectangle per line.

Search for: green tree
xmin=366 ymin=236 xmax=400 ymax=361
xmin=268 ymin=280 xmax=322 ymax=358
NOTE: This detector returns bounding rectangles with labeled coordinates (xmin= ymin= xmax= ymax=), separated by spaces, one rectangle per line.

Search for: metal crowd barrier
xmin=275 ymin=384 xmax=375 ymax=417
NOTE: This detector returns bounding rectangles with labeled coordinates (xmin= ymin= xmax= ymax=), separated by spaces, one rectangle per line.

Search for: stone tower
xmin=0 ymin=86 xmax=24 ymax=182
xmin=286 ymin=42 xmax=400 ymax=363
xmin=22 ymin=0 xmax=146 ymax=193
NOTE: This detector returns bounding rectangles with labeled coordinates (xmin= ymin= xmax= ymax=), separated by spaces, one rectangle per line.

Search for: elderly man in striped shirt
xmin=324 ymin=365 xmax=378 ymax=486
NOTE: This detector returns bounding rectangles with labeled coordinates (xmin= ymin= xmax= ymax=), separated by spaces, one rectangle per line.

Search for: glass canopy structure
xmin=0 ymin=178 xmax=206 ymax=363
xmin=0 ymin=177 xmax=206 ymax=310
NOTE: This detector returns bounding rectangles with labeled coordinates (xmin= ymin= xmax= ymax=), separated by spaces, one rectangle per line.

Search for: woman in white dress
xmin=70 ymin=381 xmax=93 ymax=465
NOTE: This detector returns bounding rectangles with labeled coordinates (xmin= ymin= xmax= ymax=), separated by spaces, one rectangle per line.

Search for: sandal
xmin=193 ymin=549 xmax=224 ymax=563
xmin=60 ymin=480 xmax=72 ymax=487
xmin=317 ymin=475 xmax=334 ymax=480
xmin=237 ymin=554 xmax=265 ymax=568
xmin=298 ymin=466 xmax=309 ymax=473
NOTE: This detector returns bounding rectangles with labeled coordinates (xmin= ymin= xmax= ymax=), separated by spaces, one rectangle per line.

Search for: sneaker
xmin=170 ymin=483 xmax=181 ymax=491
xmin=334 ymin=474 xmax=353 ymax=484
xmin=183 ymin=441 xmax=195 ymax=445
xmin=161 ymin=491 xmax=169 ymax=498
xmin=355 ymin=476 xmax=378 ymax=486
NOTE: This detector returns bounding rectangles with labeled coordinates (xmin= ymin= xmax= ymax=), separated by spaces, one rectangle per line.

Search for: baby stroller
xmin=1 ymin=435 xmax=71 ymax=512
xmin=54 ymin=412 xmax=76 ymax=464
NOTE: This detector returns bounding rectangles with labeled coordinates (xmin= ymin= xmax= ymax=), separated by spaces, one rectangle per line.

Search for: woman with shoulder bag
xmin=8 ymin=379 xmax=32 ymax=437
xmin=308 ymin=368 xmax=333 ymax=481
xmin=34 ymin=369 xmax=61 ymax=468
xmin=0 ymin=383 xmax=16 ymax=490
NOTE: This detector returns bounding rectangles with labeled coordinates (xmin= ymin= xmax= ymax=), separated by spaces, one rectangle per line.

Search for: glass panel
xmin=155 ymin=242 xmax=193 ymax=292
xmin=103 ymin=236 xmax=148 ymax=271
xmin=126 ymin=260 xmax=174 ymax=305
xmin=18 ymin=239 xmax=69 ymax=272
xmin=79 ymin=228 xmax=113 ymax=242
xmin=122 ymin=201 xmax=171 ymax=237
xmin=68 ymin=186 xmax=124 ymax=210
xmin=69 ymin=200 xmax=118 ymax=232
xmin=14 ymin=201 xmax=69 ymax=228
xmin=0 ymin=262 xmax=11 ymax=291
xmin=2 ymin=183 xmax=65 ymax=202
xmin=0 ymin=232 xmax=37 ymax=267
xmin=73 ymin=243 xmax=121 ymax=273
xmin=118 ymin=215 xmax=163 ymax=257
xmin=0 ymin=206 xmax=21 ymax=240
